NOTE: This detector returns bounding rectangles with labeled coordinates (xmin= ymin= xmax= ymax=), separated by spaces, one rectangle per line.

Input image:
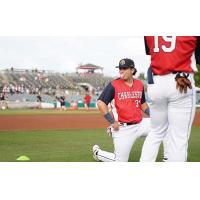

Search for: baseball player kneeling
xmin=92 ymin=58 xmax=152 ymax=162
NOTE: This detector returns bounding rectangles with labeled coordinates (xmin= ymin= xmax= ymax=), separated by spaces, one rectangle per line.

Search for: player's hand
xmin=175 ymin=73 xmax=192 ymax=93
xmin=106 ymin=126 xmax=113 ymax=137
xmin=111 ymin=121 xmax=120 ymax=131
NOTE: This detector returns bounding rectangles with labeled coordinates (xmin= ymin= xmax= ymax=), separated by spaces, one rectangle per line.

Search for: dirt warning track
xmin=0 ymin=114 xmax=108 ymax=131
xmin=0 ymin=112 xmax=199 ymax=131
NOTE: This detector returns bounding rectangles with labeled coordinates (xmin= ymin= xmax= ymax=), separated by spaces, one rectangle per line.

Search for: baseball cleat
xmin=92 ymin=145 xmax=100 ymax=161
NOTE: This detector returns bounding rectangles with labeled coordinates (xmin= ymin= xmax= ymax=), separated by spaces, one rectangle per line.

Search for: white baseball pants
xmin=96 ymin=118 xmax=150 ymax=162
xmin=140 ymin=73 xmax=196 ymax=162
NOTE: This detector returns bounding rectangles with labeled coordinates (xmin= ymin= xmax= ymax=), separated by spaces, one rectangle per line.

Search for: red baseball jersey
xmin=84 ymin=95 xmax=91 ymax=104
xmin=98 ymin=78 xmax=145 ymax=123
xmin=145 ymin=36 xmax=200 ymax=75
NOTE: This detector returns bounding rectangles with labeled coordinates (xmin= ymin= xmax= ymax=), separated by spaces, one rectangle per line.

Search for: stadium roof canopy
xmin=76 ymin=63 xmax=103 ymax=75
xmin=76 ymin=63 xmax=103 ymax=70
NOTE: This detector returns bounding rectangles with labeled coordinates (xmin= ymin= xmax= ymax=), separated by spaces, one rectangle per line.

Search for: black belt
xmin=119 ymin=122 xmax=139 ymax=126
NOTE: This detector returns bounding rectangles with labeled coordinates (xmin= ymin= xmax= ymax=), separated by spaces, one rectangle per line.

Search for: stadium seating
xmin=1 ymin=69 xmax=200 ymax=108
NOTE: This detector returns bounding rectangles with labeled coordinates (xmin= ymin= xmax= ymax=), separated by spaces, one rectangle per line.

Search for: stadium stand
xmin=0 ymin=66 xmax=112 ymax=109
xmin=1 ymin=66 xmax=199 ymax=109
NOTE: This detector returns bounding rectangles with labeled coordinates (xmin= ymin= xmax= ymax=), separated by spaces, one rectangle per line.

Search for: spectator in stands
xmin=0 ymin=93 xmax=5 ymax=100
xmin=59 ymin=96 xmax=66 ymax=110
xmin=10 ymin=86 xmax=15 ymax=95
xmin=55 ymin=96 xmax=60 ymax=109
xmin=0 ymin=93 xmax=7 ymax=109
xmin=37 ymin=94 xmax=42 ymax=102
xmin=36 ymin=94 xmax=42 ymax=108
xmin=84 ymin=93 xmax=91 ymax=110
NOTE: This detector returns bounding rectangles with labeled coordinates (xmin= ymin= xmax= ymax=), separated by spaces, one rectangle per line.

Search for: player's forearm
xmin=97 ymin=100 xmax=115 ymax=124
xmin=142 ymin=102 xmax=150 ymax=116
xmin=97 ymin=100 xmax=109 ymax=115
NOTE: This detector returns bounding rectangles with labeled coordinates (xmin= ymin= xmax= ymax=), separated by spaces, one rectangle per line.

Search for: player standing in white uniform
xmin=92 ymin=58 xmax=151 ymax=162
xmin=140 ymin=36 xmax=200 ymax=162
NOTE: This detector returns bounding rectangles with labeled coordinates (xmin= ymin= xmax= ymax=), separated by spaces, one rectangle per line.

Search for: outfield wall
xmin=2 ymin=100 xmax=97 ymax=109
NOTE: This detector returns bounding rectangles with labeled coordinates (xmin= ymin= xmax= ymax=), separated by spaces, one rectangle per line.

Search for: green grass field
xmin=0 ymin=126 xmax=199 ymax=162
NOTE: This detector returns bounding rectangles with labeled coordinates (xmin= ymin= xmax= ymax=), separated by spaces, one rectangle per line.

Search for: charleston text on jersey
xmin=117 ymin=91 xmax=142 ymax=100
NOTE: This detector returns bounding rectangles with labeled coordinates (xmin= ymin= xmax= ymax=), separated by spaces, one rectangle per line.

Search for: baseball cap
xmin=116 ymin=58 xmax=135 ymax=68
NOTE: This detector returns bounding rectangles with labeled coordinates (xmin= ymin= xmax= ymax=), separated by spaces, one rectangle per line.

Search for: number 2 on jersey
xmin=153 ymin=36 xmax=176 ymax=53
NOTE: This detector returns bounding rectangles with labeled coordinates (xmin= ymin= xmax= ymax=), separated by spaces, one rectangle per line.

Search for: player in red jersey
xmin=140 ymin=36 xmax=200 ymax=162
xmin=84 ymin=93 xmax=91 ymax=110
xmin=92 ymin=58 xmax=151 ymax=162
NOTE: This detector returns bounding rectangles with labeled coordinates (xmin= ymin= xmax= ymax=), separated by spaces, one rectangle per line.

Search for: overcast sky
xmin=0 ymin=36 xmax=150 ymax=77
